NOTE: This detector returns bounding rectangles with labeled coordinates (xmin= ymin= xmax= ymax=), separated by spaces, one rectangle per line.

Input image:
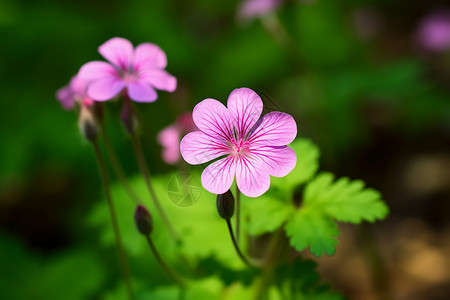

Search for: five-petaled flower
xmin=78 ymin=37 xmax=177 ymax=103
xmin=180 ymin=88 xmax=297 ymax=197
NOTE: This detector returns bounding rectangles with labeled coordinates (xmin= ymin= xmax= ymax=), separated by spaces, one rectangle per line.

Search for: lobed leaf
xmin=303 ymin=172 xmax=389 ymax=223
xmin=285 ymin=210 xmax=339 ymax=257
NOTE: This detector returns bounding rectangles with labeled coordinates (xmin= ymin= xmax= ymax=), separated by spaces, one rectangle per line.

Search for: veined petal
xmin=140 ymin=69 xmax=177 ymax=92
xmin=193 ymin=99 xmax=234 ymax=141
xmin=98 ymin=37 xmax=134 ymax=70
xmin=201 ymin=156 xmax=236 ymax=194
xmin=87 ymin=78 xmax=125 ymax=101
xmin=250 ymin=145 xmax=296 ymax=177
xmin=227 ymin=87 xmax=263 ymax=139
xmin=127 ymin=82 xmax=158 ymax=102
xmin=133 ymin=43 xmax=167 ymax=69
xmin=78 ymin=61 xmax=117 ymax=81
xmin=236 ymin=155 xmax=270 ymax=197
xmin=180 ymin=131 xmax=230 ymax=165
xmin=247 ymin=111 xmax=297 ymax=146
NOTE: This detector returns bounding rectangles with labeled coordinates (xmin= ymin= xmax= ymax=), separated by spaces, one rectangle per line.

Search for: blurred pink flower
xmin=158 ymin=112 xmax=197 ymax=164
xmin=237 ymin=0 xmax=281 ymax=22
xmin=56 ymin=75 xmax=93 ymax=110
xmin=417 ymin=11 xmax=450 ymax=52
xmin=78 ymin=37 xmax=177 ymax=103
xmin=180 ymin=88 xmax=297 ymax=197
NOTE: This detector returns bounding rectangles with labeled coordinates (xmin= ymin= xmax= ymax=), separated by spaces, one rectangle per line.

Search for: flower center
xmin=123 ymin=71 xmax=139 ymax=84
xmin=231 ymin=139 xmax=249 ymax=156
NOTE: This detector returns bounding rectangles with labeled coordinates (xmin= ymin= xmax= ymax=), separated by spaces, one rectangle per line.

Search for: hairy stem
xmin=101 ymin=122 xmax=141 ymax=205
xmin=145 ymin=235 xmax=185 ymax=287
xmin=130 ymin=134 xmax=180 ymax=243
xmin=92 ymin=141 xmax=135 ymax=300
xmin=235 ymin=186 xmax=241 ymax=243
xmin=254 ymin=229 xmax=285 ymax=300
xmin=226 ymin=219 xmax=260 ymax=268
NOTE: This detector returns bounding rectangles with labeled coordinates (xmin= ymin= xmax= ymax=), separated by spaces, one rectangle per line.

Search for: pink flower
xmin=237 ymin=0 xmax=281 ymax=22
xmin=56 ymin=75 xmax=93 ymax=110
xmin=78 ymin=37 xmax=177 ymax=103
xmin=158 ymin=112 xmax=197 ymax=164
xmin=180 ymin=88 xmax=297 ymax=197
xmin=417 ymin=11 xmax=450 ymax=52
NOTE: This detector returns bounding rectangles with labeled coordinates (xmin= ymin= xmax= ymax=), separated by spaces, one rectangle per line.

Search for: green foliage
xmin=303 ymin=173 xmax=389 ymax=223
xmin=271 ymin=139 xmax=320 ymax=196
xmin=246 ymin=138 xmax=388 ymax=257
xmin=245 ymin=191 xmax=295 ymax=236
xmin=0 ymin=234 xmax=106 ymax=300
xmin=285 ymin=211 xmax=339 ymax=256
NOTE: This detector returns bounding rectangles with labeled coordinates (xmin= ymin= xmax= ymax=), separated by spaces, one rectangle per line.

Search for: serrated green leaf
xmin=285 ymin=210 xmax=339 ymax=257
xmin=304 ymin=172 xmax=389 ymax=223
xmin=244 ymin=190 xmax=295 ymax=236
xmin=272 ymin=139 xmax=320 ymax=195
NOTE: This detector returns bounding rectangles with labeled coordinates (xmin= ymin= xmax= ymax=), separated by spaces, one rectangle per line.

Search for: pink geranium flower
xmin=158 ymin=112 xmax=197 ymax=164
xmin=417 ymin=11 xmax=450 ymax=52
xmin=56 ymin=75 xmax=93 ymax=110
xmin=237 ymin=0 xmax=281 ymax=22
xmin=78 ymin=37 xmax=177 ymax=103
xmin=180 ymin=88 xmax=297 ymax=197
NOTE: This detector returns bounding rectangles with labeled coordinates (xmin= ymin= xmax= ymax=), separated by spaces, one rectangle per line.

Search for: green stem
xmin=92 ymin=141 xmax=135 ymax=300
xmin=235 ymin=186 xmax=241 ymax=243
xmin=100 ymin=122 xmax=142 ymax=205
xmin=145 ymin=235 xmax=185 ymax=287
xmin=226 ymin=219 xmax=259 ymax=268
xmin=130 ymin=134 xmax=180 ymax=243
xmin=254 ymin=229 xmax=285 ymax=300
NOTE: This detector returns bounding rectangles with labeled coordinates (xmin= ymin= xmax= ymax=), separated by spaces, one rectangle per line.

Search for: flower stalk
xmin=235 ymin=186 xmax=241 ymax=243
xmin=92 ymin=140 xmax=135 ymax=300
xmin=217 ymin=191 xmax=260 ymax=268
xmin=130 ymin=133 xmax=180 ymax=243
xmin=134 ymin=205 xmax=185 ymax=287
xmin=100 ymin=120 xmax=142 ymax=205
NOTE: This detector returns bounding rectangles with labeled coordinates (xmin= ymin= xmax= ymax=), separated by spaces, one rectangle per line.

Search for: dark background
xmin=0 ymin=0 xmax=449 ymax=299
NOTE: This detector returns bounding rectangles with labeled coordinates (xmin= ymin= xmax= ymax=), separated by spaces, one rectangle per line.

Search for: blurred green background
xmin=1 ymin=0 xmax=450 ymax=299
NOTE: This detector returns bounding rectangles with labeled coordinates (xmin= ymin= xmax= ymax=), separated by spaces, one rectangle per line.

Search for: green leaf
xmin=285 ymin=210 xmax=339 ymax=257
xmin=88 ymin=171 xmax=245 ymax=269
xmin=271 ymin=139 xmax=320 ymax=196
xmin=304 ymin=172 xmax=389 ymax=223
xmin=244 ymin=190 xmax=295 ymax=236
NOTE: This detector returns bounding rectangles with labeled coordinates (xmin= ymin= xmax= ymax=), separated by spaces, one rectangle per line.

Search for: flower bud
xmin=121 ymin=99 xmax=140 ymax=135
xmin=216 ymin=190 xmax=235 ymax=220
xmin=78 ymin=104 xmax=100 ymax=142
xmin=134 ymin=205 xmax=153 ymax=235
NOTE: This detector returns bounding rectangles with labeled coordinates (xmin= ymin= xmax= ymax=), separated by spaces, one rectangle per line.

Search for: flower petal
xmin=141 ymin=69 xmax=177 ymax=92
xmin=127 ymin=82 xmax=158 ymax=102
xmin=98 ymin=37 xmax=134 ymax=70
xmin=250 ymin=145 xmax=296 ymax=177
xmin=180 ymin=131 xmax=230 ymax=165
xmin=56 ymin=84 xmax=76 ymax=110
xmin=78 ymin=61 xmax=117 ymax=81
xmin=227 ymin=87 xmax=263 ymax=139
xmin=193 ymin=99 xmax=234 ymax=141
xmin=247 ymin=111 xmax=297 ymax=146
xmin=133 ymin=43 xmax=167 ymax=69
xmin=201 ymin=156 xmax=236 ymax=194
xmin=87 ymin=78 xmax=125 ymax=101
xmin=236 ymin=156 xmax=270 ymax=197
xmin=158 ymin=126 xmax=180 ymax=164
